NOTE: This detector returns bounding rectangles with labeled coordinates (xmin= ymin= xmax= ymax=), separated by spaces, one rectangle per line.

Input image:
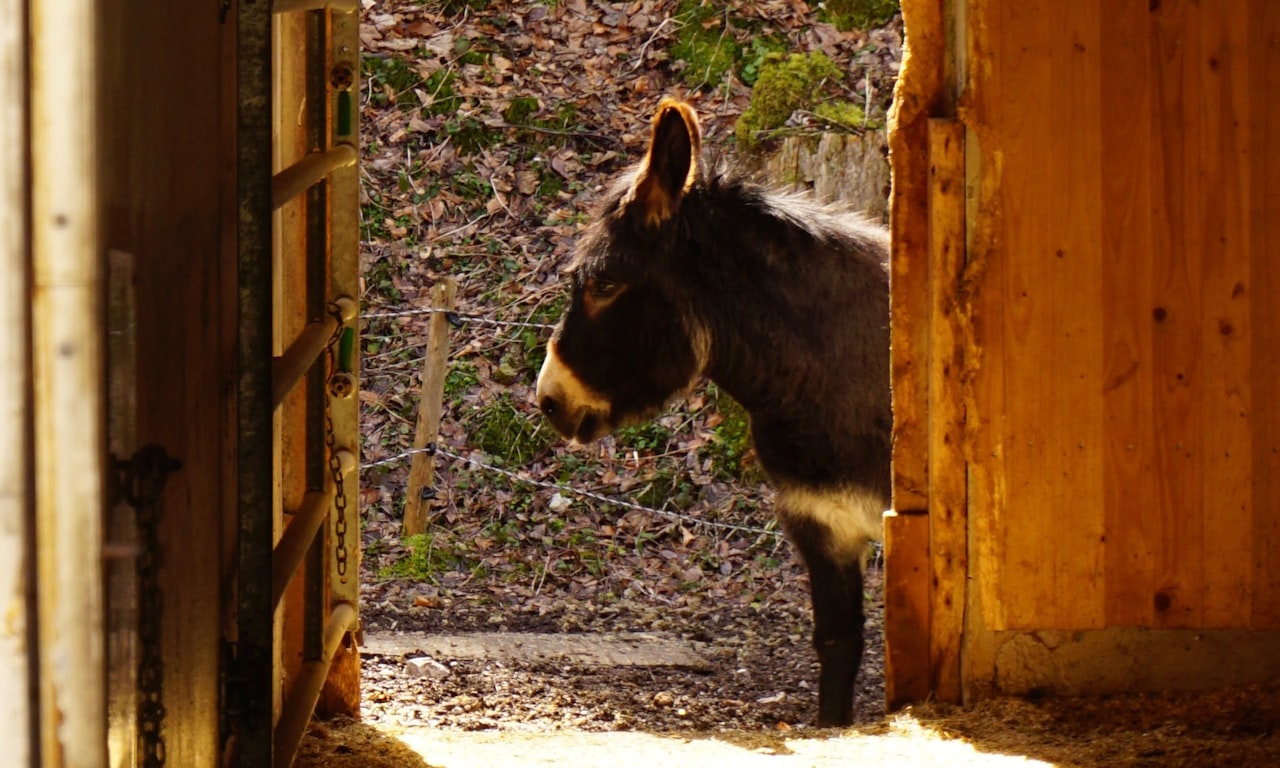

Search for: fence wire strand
xmin=363 ymin=444 xmax=783 ymax=540
xmin=361 ymin=306 xmax=557 ymax=333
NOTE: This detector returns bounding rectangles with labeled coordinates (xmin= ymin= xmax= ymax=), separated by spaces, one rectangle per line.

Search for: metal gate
xmin=231 ymin=1 xmax=361 ymax=766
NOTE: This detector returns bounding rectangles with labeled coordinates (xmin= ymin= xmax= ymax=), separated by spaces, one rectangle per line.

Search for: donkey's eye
xmin=589 ymin=278 xmax=621 ymax=297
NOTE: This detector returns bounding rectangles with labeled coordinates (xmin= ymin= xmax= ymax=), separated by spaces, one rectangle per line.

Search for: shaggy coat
xmin=536 ymin=98 xmax=890 ymax=726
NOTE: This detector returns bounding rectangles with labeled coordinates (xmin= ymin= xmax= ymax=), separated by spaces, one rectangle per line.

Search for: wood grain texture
xmin=403 ymin=279 xmax=458 ymax=536
xmin=964 ymin=0 xmax=1279 ymax=634
xmin=888 ymin=0 xmax=949 ymax=516
xmin=926 ymin=118 xmax=966 ymax=701
xmin=960 ymin=0 xmax=1010 ymax=635
xmin=96 ymin=0 xmax=237 ymax=763
xmin=883 ymin=512 xmax=930 ymax=709
xmin=1195 ymin=0 xmax=1253 ymax=629
xmin=1249 ymin=0 xmax=1280 ymax=628
xmin=988 ymin=0 xmax=1106 ymax=631
xmin=0 ymin=0 xmax=31 ymax=759
xmin=1100 ymin=0 xmax=1159 ymax=629
xmin=1147 ymin=0 xmax=1206 ymax=629
xmin=885 ymin=0 xmax=948 ymax=707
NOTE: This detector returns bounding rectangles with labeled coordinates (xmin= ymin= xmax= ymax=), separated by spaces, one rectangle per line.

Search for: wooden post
xmin=926 ymin=118 xmax=968 ymax=703
xmin=403 ymin=278 xmax=457 ymax=536
xmin=0 ymin=0 xmax=31 ymax=758
xmin=31 ymin=0 xmax=106 ymax=759
xmin=884 ymin=511 xmax=931 ymax=709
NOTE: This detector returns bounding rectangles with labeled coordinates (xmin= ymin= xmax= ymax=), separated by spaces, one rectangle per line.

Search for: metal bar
xmin=273 ymin=318 xmax=335 ymax=410
xmin=303 ymin=5 xmax=330 ymax=667
xmin=326 ymin=0 xmax=362 ymax=612
xmin=270 ymin=144 xmax=356 ymax=211
xmin=271 ymin=296 xmax=356 ymax=409
xmin=273 ymin=0 xmax=357 ymax=14
xmin=272 ymin=491 xmax=326 ymax=612
xmin=272 ymin=603 xmax=356 ymax=768
xmin=234 ymin=0 xmax=275 ymax=760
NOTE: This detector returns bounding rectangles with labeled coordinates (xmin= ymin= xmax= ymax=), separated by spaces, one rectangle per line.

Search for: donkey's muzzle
xmin=535 ymin=341 xmax=613 ymax=442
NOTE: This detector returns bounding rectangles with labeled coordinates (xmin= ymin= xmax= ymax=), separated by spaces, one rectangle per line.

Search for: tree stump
xmin=764 ymin=129 xmax=891 ymax=222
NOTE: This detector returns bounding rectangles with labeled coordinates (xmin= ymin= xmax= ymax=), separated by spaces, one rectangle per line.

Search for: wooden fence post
xmin=403 ymin=278 xmax=457 ymax=535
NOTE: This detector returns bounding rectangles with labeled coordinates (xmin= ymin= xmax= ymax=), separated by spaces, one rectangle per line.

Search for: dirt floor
xmin=295 ymin=567 xmax=1280 ymax=768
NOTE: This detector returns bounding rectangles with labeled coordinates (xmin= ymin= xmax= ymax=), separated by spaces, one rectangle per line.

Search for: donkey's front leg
xmin=781 ymin=513 xmax=867 ymax=727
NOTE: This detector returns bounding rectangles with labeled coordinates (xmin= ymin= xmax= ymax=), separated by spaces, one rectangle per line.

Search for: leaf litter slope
xmin=333 ymin=1 xmax=1280 ymax=766
xmin=356 ymin=0 xmax=900 ymax=734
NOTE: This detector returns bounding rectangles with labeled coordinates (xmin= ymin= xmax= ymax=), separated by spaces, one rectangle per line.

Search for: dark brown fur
xmin=536 ymin=99 xmax=890 ymax=726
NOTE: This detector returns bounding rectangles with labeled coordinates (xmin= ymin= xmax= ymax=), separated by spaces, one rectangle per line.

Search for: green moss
xmin=363 ymin=56 xmax=421 ymax=109
xmin=818 ymin=0 xmax=900 ymax=31
xmin=814 ymin=100 xmax=868 ymax=130
xmin=468 ymin=393 xmax=554 ymax=465
xmin=734 ymin=51 xmax=844 ymax=149
xmin=381 ymin=534 xmax=470 ymax=581
xmin=738 ymin=35 xmax=789 ymax=87
xmin=633 ymin=469 xmax=696 ymax=510
xmin=503 ymin=96 xmax=540 ymax=125
xmin=440 ymin=0 xmax=490 ymax=15
xmin=617 ymin=421 xmax=675 ymax=454
xmin=671 ymin=1 xmax=737 ymax=88
xmin=701 ymin=386 xmax=764 ymax=483
xmin=445 ymin=362 xmax=480 ymax=407
xmin=420 ymin=69 xmax=462 ymax=117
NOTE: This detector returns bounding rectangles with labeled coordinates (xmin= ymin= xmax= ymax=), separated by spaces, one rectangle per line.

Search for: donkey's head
xmin=536 ymin=99 xmax=711 ymax=442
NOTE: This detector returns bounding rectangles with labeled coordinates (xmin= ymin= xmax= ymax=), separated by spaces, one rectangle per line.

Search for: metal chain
xmin=118 ymin=444 xmax=182 ymax=768
xmin=324 ymin=301 xmax=351 ymax=578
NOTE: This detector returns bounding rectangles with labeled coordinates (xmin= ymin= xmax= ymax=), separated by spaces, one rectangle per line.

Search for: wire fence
xmin=355 ymin=299 xmax=894 ymax=567
xmin=361 ymin=306 xmax=557 ymax=333
xmin=362 ymin=442 xmax=783 ymax=540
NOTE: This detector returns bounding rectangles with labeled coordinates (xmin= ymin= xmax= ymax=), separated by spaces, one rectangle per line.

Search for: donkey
xmin=535 ymin=98 xmax=890 ymax=727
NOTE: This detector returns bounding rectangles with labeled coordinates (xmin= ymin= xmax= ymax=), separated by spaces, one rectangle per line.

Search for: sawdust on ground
xmin=296 ymin=680 xmax=1280 ymax=768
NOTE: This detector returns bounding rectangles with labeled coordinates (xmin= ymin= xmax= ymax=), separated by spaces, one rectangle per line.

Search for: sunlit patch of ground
xmin=297 ymin=681 xmax=1280 ymax=768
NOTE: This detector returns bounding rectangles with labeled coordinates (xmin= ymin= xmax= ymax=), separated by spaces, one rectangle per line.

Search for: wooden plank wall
xmin=963 ymin=0 xmax=1280 ymax=632
xmin=885 ymin=0 xmax=950 ymax=707
xmin=99 ymin=2 xmax=234 ymax=764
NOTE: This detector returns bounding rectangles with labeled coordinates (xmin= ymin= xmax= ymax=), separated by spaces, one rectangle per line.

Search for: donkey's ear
xmin=627 ymin=98 xmax=702 ymax=228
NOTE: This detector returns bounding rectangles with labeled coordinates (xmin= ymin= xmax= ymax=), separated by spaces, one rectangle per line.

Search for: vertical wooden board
xmin=1147 ymin=0 xmax=1206 ymax=628
xmin=994 ymin=0 xmax=1105 ymax=630
xmin=144 ymin=8 xmax=228 ymax=762
xmin=1250 ymin=0 xmax=1280 ymax=628
xmin=0 ymin=0 xmax=31 ymax=759
xmin=926 ymin=118 xmax=966 ymax=702
xmin=888 ymin=0 xmax=949 ymax=517
xmin=1100 ymin=0 xmax=1159 ymax=628
xmin=31 ymin=0 xmax=106 ymax=761
xmin=1196 ymin=1 xmax=1254 ymax=629
xmin=961 ymin=0 xmax=1011 ymax=632
xmin=883 ymin=512 xmax=930 ymax=709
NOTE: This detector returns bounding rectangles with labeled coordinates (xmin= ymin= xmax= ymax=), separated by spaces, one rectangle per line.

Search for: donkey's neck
xmin=676 ymin=183 xmax=891 ymax=492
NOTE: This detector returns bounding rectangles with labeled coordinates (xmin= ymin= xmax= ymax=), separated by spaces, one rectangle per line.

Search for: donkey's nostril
xmin=539 ymin=395 xmax=558 ymax=416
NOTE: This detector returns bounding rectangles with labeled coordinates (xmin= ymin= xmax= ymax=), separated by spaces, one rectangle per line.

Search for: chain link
xmin=324 ymin=302 xmax=351 ymax=578
xmin=118 ymin=444 xmax=182 ymax=768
